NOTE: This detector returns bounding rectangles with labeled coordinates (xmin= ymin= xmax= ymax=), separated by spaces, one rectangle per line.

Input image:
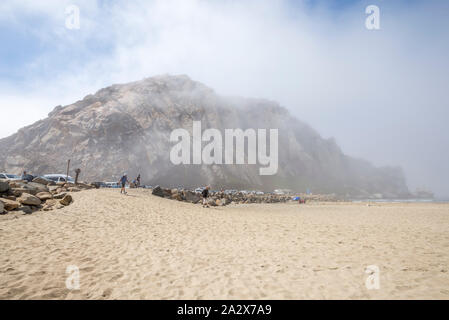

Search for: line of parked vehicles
xmin=0 ymin=172 xmax=75 ymax=184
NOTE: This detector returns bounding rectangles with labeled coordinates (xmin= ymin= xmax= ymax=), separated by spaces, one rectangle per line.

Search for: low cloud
xmin=0 ymin=0 xmax=448 ymax=196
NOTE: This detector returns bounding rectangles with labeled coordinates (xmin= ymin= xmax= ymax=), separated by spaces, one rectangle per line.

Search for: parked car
xmin=0 ymin=173 xmax=21 ymax=181
xmin=91 ymin=182 xmax=107 ymax=189
xmin=194 ymin=187 xmax=205 ymax=194
xmin=43 ymin=174 xmax=75 ymax=184
xmin=105 ymin=182 xmax=120 ymax=188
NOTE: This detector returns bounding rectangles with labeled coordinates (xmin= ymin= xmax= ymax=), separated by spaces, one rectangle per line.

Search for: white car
xmin=0 ymin=173 xmax=21 ymax=180
xmin=43 ymin=174 xmax=75 ymax=184
xmin=195 ymin=187 xmax=205 ymax=194
xmin=105 ymin=182 xmax=121 ymax=188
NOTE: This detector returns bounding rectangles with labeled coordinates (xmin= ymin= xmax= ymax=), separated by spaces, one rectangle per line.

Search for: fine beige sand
xmin=1 ymin=189 xmax=448 ymax=300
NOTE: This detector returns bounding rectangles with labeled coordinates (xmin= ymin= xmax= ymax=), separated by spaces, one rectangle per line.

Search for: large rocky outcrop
xmin=0 ymin=75 xmax=410 ymax=198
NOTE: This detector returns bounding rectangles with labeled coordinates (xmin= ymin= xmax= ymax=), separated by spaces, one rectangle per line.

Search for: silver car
xmin=0 ymin=173 xmax=21 ymax=180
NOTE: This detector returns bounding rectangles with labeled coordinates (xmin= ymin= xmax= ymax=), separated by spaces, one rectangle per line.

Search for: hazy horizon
xmin=1 ymin=0 xmax=448 ymax=197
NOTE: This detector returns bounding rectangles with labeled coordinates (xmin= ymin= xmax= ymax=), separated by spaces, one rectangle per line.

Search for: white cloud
xmin=0 ymin=0 xmax=448 ymax=196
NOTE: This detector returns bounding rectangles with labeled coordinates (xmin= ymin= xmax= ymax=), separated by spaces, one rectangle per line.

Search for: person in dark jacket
xmin=21 ymin=171 xmax=34 ymax=182
xmin=202 ymin=186 xmax=210 ymax=208
xmin=118 ymin=173 xmax=129 ymax=194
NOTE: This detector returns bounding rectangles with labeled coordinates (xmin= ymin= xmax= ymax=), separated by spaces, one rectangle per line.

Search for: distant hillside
xmin=0 ymin=75 xmax=410 ymax=198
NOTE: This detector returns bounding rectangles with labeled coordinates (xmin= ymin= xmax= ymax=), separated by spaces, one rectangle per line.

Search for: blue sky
xmin=0 ymin=0 xmax=379 ymax=85
xmin=0 ymin=0 xmax=448 ymax=196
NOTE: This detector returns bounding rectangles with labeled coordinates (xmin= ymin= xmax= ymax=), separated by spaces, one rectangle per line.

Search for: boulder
xmin=27 ymin=182 xmax=49 ymax=193
xmin=53 ymin=193 xmax=67 ymax=199
xmin=152 ymin=186 xmax=171 ymax=198
xmin=10 ymin=188 xmax=24 ymax=197
xmin=55 ymin=187 xmax=67 ymax=194
xmin=11 ymin=184 xmax=38 ymax=195
xmin=60 ymin=194 xmax=73 ymax=206
xmin=18 ymin=194 xmax=42 ymax=206
xmin=0 ymin=198 xmax=20 ymax=211
xmin=32 ymin=177 xmax=50 ymax=185
xmin=216 ymin=198 xmax=229 ymax=206
xmin=2 ymin=195 xmax=16 ymax=201
xmin=171 ymin=193 xmax=183 ymax=201
xmin=67 ymin=187 xmax=81 ymax=192
xmin=8 ymin=181 xmax=23 ymax=188
xmin=36 ymin=192 xmax=53 ymax=201
xmin=76 ymin=183 xmax=93 ymax=190
xmin=48 ymin=186 xmax=60 ymax=193
xmin=0 ymin=181 xmax=10 ymax=193
xmin=17 ymin=206 xmax=32 ymax=215
xmin=208 ymin=198 xmax=218 ymax=206
xmin=152 ymin=186 xmax=163 ymax=197
xmin=42 ymin=199 xmax=57 ymax=211
xmin=0 ymin=201 xmax=4 ymax=214
xmin=183 ymin=191 xmax=201 ymax=204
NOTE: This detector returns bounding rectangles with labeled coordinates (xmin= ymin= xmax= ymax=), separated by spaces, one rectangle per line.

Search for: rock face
xmin=0 ymin=75 xmax=410 ymax=198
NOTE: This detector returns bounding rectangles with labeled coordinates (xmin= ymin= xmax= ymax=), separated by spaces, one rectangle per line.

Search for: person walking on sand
xmin=136 ymin=174 xmax=141 ymax=188
xmin=202 ymin=186 xmax=210 ymax=208
xmin=119 ymin=173 xmax=129 ymax=194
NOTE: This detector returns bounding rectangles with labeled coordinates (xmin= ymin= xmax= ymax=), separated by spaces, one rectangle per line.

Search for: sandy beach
xmin=1 ymin=189 xmax=448 ymax=300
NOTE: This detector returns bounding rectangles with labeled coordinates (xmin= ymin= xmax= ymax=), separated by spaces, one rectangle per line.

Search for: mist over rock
xmin=0 ymin=75 xmax=410 ymax=198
